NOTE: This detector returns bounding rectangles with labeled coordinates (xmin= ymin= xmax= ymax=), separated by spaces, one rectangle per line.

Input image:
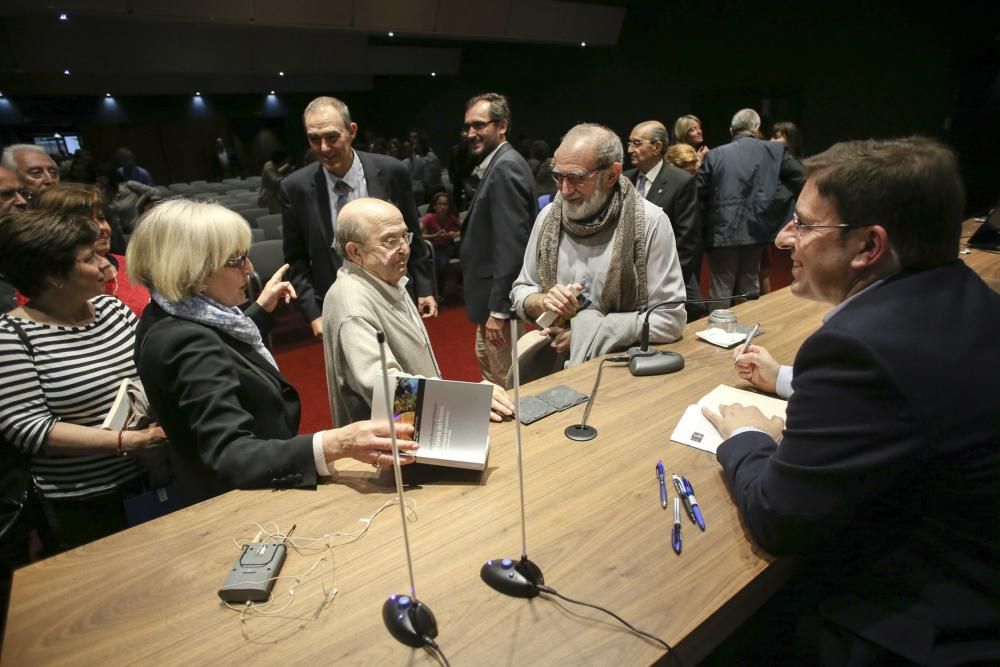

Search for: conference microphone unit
xmin=564 ymin=353 xmax=629 ymax=441
xmin=375 ymin=331 xmax=440 ymax=651
xmin=481 ymin=316 xmax=546 ymax=598
xmin=629 ymin=291 xmax=760 ymax=377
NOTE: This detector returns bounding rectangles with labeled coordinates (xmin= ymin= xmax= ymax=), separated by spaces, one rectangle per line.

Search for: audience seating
xmin=256 ymin=214 xmax=283 ymax=240
xmin=240 ymin=207 xmax=270 ymax=227
xmin=418 ymin=203 xmax=429 ymax=217
xmin=250 ymin=227 xmax=265 ymax=243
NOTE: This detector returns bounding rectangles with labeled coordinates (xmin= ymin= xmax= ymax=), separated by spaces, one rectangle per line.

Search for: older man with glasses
xmin=1 ymin=144 xmax=60 ymax=198
xmin=322 ymin=198 xmax=514 ymax=426
xmin=0 ymin=165 xmax=30 ymax=311
xmin=511 ymin=123 xmax=686 ymax=371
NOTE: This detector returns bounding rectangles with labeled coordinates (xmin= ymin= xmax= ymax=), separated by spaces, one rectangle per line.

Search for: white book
xmin=370 ymin=375 xmax=493 ymax=470
xmin=670 ymin=384 xmax=787 ymax=454
xmin=101 ymin=378 xmax=132 ymax=431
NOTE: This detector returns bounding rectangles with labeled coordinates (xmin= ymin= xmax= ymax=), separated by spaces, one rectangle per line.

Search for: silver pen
xmin=734 ymin=322 xmax=761 ymax=365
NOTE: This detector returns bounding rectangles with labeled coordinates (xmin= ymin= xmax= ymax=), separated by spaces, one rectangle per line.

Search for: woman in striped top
xmin=0 ymin=209 xmax=166 ymax=550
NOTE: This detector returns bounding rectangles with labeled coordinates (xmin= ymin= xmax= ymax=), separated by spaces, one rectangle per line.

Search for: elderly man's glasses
xmin=0 ymin=188 xmax=32 ymax=202
xmin=627 ymin=138 xmax=657 ymax=147
xmin=224 ymin=253 xmax=249 ymax=270
xmin=791 ymin=213 xmax=855 ymax=235
xmin=367 ymin=232 xmax=413 ymax=251
xmin=462 ymin=120 xmax=497 ymax=134
xmin=552 ymin=167 xmax=603 ymax=188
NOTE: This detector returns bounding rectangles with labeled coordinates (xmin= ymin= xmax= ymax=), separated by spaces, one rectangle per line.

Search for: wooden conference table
xmin=5 ymin=240 xmax=998 ymax=667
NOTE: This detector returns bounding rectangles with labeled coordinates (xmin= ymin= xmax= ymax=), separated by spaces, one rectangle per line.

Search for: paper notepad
xmin=670 ymin=384 xmax=787 ymax=454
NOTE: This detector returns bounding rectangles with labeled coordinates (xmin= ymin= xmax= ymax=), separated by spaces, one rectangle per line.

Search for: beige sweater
xmin=322 ymin=262 xmax=440 ymax=426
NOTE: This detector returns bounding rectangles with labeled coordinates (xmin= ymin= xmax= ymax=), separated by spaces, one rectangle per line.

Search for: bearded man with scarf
xmin=511 ymin=124 xmax=686 ymax=370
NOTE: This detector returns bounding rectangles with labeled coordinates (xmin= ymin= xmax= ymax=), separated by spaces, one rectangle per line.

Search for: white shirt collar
xmin=472 ymin=141 xmax=506 ymax=179
xmin=323 ymin=149 xmax=363 ymax=193
xmin=639 ymin=159 xmax=663 ymax=186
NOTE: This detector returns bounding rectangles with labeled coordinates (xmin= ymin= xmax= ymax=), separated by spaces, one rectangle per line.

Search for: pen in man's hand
xmin=734 ymin=322 xmax=761 ymax=366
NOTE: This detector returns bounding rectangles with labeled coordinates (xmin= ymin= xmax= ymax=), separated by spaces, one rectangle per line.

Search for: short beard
xmin=564 ymin=179 xmax=611 ymax=221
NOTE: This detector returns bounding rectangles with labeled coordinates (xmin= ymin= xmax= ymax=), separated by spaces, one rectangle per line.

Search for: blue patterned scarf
xmin=151 ymin=291 xmax=278 ymax=369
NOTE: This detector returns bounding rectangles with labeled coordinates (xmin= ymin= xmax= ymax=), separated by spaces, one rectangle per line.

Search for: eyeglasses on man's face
xmin=367 ymin=232 xmax=413 ymax=251
xmin=0 ymin=188 xmax=32 ymax=202
xmin=627 ymin=138 xmax=657 ymax=148
xmin=462 ymin=120 xmax=497 ymax=134
xmin=552 ymin=167 xmax=603 ymax=188
xmin=224 ymin=253 xmax=250 ymax=270
xmin=790 ymin=212 xmax=855 ymax=236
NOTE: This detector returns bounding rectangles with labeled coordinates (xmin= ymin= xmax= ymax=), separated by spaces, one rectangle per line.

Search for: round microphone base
xmin=383 ymin=595 xmax=438 ymax=647
xmin=565 ymin=424 xmax=597 ymax=441
xmin=481 ymin=556 xmax=544 ymax=598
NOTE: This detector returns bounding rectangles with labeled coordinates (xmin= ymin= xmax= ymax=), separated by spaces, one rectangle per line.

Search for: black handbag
xmin=0 ymin=315 xmax=37 ymax=547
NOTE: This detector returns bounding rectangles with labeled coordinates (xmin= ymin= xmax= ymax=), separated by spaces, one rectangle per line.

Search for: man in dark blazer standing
xmin=281 ymin=96 xmax=436 ymax=336
xmin=624 ymin=120 xmax=702 ymax=314
xmin=460 ymin=93 xmax=536 ymax=385
xmin=703 ymin=137 xmax=1000 ymax=664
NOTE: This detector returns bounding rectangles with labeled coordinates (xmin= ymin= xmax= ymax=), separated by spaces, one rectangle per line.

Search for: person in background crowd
xmin=771 ymin=121 xmax=804 ymax=159
xmin=129 ymin=199 xmax=418 ymax=506
xmin=666 ymin=143 xmax=701 ymax=176
xmin=213 ymin=137 xmax=241 ymax=180
xmin=115 ymin=148 xmax=154 ymax=186
xmin=0 ymin=166 xmax=30 ymax=312
xmin=32 ymin=183 xmax=151 ymax=316
xmin=258 ymin=149 xmax=294 ymax=214
xmin=0 ymin=209 xmax=167 ymax=551
xmin=1 ymin=144 xmax=60 ymax=199
xmin=674 ymin=114 xmax=709 ymax=161
xmin=697 ymin=108 xmax=805 ymax=304
xmin=420 ymin=191 xmax=462 ymax=299
xmin=529 ymin=140 xmax=556 ymax=200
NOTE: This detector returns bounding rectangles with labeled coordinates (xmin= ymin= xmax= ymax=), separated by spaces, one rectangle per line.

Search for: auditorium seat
xmin=256 ymin=214 xmax=283 ymax=240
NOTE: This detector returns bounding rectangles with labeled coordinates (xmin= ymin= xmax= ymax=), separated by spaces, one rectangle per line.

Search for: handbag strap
xmin=1 ymin=313 xmax=35 ymax=357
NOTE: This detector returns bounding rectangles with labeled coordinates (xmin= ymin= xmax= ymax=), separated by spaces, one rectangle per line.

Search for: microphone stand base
xmin=564 ymin=424 xmax=597 ymax=441
xmin=628 ymin=350 xmax=685 ymax=376
xmin=383 ymin=595 xmax=439 ymax=647
xmin=481 ymin=556 xmax=544 ymax=598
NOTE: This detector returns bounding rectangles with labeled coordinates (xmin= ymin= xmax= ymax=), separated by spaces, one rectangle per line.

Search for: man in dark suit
xmin=624 ymin=120 xmax=703 ymax=315
xmin=460 ymin=93 xmax=536 ymax=385
xmin=703 ymin=137 xmax=1000 ymax=664
xmin=281 ymin=96 xmax=435 ymax=336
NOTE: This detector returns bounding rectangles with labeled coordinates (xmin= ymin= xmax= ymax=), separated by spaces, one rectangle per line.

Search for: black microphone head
xmin=743 ymin=291 xmax=761 ymax=301
xmin=376 ymin=330 xmax=386 ymax=344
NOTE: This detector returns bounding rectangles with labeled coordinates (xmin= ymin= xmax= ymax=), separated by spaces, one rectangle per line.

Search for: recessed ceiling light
xmin=195 ymin=91 xmax=201 ymax=96
xmin=278 ymin=71 xmax=285 ymax=77
xmin=63 ymin=69 xmax=71 ymax=75
xmin=59 ymin=13 xmax=68 ymax=21
xmin=105 ymin=92 xmax=111 ymax=97
xmin=431 ymin=72 xmax=436 ymax=77
xmin=269 ymin=90 xmax=275 ymax=95
xmin=388 ymin=31 xmax=394 ymax=37
xmin=580 ymin=41 xmax=587 ymax=47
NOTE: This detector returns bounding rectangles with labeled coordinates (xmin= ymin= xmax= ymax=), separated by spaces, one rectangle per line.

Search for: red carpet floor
xmin=276 ymin=248 xmax=793 ymax=434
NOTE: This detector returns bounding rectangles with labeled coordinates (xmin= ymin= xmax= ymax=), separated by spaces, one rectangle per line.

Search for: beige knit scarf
xmin=536 ymin=174 xmax=647 ymax=313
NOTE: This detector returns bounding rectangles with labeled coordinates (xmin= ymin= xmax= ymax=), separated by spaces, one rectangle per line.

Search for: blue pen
xmin=656 ymin=460 xmax=667 ymax=509
xmin=682 ymin=477 xmax=706 ymax=531
xmin=672 ymin=474 xmax=696 ymax=523
xmin=671 ymin=498 xmax=682 ymax=554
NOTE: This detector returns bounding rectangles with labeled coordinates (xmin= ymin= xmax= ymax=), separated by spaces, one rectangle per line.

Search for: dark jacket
xmin=135 ymin=301 xmax=316 ymax=506
xmin=460 ymin=143 xmax=537 ymax=325
xmin=697 ymin=134 xmax=805 ymax=248
xmin=718 ymin=261 xmax=1000 ymax=664
xmin=625 ymin=160 xmax=701 ymax=281
xmin=279 ymin=151 xmax=433 ymax=322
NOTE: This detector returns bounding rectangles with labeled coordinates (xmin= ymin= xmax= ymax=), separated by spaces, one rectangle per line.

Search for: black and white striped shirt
xmin=0 ymin=295 xmax=140 ymax=499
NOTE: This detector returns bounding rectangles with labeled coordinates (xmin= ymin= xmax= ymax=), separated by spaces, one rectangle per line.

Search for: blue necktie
xmin=638 ymin=174 xmax=647 ymax=197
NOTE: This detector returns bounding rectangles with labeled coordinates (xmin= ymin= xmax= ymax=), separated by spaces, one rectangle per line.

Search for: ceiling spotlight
xmin=195 ymin=91 xmax=201 ymax=96
xmin=63 ymin=69 xmax=71 ymax=75
xmin=278 ymin=71 xmax=285 ymax=77
xmin=59 ymin=12 xmax=68 ymax=21
xmin=105 ymin=92 xmax=111 ymax=97
xmin=580 ymin=41 xmax=587 ymax=47
xmin=388 ymin=31 xmax=394 ymax=37
xmin=269 ymin=90 xmax=275 ymax=95
xmin=431 ymin=72 xmax=436 ymax=77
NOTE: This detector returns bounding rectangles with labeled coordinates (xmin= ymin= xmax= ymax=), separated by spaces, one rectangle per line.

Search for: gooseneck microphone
xmin=480 ymin=317 xmax=545 ymax=597
xmin=564 ymin=353 xmax=629 ymax=441
xmin=629 ymin=291 xmax=759 ymax=377
xmin=376 ymin=332 xmax=440 ymax=650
